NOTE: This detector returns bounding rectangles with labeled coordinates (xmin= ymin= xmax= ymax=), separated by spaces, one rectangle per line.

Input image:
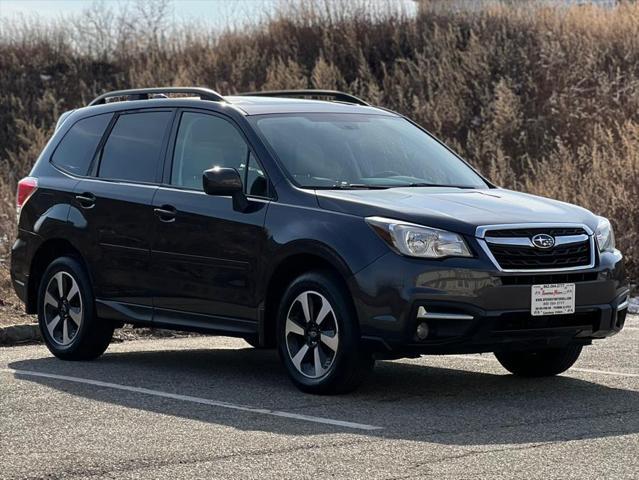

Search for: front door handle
xmin=75 ymin=192 xmax=96 ymax=209
xmin=154 ymin=205 xmax=177 ymax=222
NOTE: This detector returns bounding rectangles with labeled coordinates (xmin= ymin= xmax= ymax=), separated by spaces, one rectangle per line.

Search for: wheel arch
xmin=26 ymin=238 xmax=87 ymax=314
xmin=260 ymin=243 xmax=356 ymax=348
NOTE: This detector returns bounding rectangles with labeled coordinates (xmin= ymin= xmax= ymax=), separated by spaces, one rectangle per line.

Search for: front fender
xmin=263 ymin=202 xmax=389 ymax=278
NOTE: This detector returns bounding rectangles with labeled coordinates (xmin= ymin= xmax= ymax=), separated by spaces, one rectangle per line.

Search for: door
xmin=74 ymin=109 xmax=174 ymax=316
xmin=150 ymin=111 xmax=270 ymax=333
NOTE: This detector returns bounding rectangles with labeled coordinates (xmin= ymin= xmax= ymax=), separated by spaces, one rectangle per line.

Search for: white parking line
xmin=568 ymin=368 xmax=639 ymax=378
xmin=0 ymin=368 xmax=382 ymax=431
xmin=445 ymin=355 xmax=639 ymax=378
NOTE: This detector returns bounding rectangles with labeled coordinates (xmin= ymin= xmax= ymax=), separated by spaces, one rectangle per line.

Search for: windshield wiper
xmin=397 ymin=183 xmax=478 ymax=189
xmin=316 ymin=183 xmax=478 ymax=190
xmin=325 ymin=183 xmax=391 ymax=190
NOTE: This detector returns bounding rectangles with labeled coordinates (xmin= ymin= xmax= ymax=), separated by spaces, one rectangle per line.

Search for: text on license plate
xmin=531 ymin=283 xmax=575 ymax=316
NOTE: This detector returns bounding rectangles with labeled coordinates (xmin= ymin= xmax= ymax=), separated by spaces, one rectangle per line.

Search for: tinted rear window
xmin=51 ymin=114 xmax=112 ymax=175
xmin=98 ymin=111 xmax=172 ymax=183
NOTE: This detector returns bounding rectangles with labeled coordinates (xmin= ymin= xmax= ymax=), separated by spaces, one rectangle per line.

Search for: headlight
xmin=366 ymin=217 xmax=472 ymax=258
xmin=595 ymin=216 xmax=615 ymax=253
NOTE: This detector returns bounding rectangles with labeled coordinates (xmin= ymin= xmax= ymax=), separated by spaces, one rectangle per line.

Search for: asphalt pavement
xmin=1 ymin=315 xmax=638 ymax=480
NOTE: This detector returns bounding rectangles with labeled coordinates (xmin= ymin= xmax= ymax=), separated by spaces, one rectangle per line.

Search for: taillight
xmin=16 ymin=177 xmax=38 ymax=215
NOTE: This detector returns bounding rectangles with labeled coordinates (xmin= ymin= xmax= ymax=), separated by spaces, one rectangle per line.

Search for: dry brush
xmin=0 ymin=0 xmax=637 ymax=283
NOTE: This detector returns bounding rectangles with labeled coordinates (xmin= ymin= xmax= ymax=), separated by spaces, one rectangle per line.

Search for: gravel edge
xmin=0 ymin=324 xmax=200 ymax=347
xmin=0 ymin=323 xmax=41 ymax=346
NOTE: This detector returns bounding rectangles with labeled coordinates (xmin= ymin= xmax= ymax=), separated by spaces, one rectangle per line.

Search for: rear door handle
xmin=75 ymin=193 xmax=96 ymax=209
xmin=154 ymin=205 xmax=177 ymax=222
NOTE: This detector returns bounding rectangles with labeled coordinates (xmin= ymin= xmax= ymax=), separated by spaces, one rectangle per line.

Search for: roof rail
xmin=89 ymin=87 xmax=225 ymax=106
xmin=237 ymin=89 xmax=369 ymax=106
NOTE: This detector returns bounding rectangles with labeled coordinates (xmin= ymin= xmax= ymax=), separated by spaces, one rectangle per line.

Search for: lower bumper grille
xmin=494 ymin=311 xmax=598 ymax=332
xmin=500 ymin=272 xmax=598 ymax=286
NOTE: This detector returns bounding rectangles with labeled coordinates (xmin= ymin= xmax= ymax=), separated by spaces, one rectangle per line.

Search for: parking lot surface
xmin=1 ymin=315 xmax=638 ymax=480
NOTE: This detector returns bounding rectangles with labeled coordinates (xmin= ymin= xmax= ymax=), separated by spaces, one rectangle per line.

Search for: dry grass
xmin=0 ymin=0 xmax=637 ymax=290
xmin=0 ymin=266 xmax=34 ymax=326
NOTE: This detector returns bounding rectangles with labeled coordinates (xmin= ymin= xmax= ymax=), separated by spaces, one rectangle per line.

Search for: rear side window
xmin=51 ymin=113 xmax=112 ymax=175
xmin=98 ymin=111 xmax=172 ymax=183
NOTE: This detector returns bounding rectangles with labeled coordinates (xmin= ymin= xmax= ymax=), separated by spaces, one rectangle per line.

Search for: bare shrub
xmin=0 ymin=0 xmax=637 ymax=283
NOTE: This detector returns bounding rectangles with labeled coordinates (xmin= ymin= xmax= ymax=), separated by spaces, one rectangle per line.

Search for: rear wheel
xmin=495 ymin=345 xmax=583 ymax=377
xmin=277 ymin=270 xmax=373 ymax=394
xmin=38 ymin=256 xmax=113 ymax=360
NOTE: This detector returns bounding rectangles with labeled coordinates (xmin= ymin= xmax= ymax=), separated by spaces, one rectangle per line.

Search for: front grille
xmin=489 ymin=242 xmax=591 ymax=269
xmin=484 ymin=226 xmax=592 ymax=270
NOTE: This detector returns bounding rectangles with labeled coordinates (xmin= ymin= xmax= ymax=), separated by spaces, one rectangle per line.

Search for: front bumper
xmin=349 ymin=249 xmax=629 ymax=356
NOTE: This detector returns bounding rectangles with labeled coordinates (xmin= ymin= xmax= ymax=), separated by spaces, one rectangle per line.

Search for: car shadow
xmin=9 ymin=345 xmax=639 ymax=445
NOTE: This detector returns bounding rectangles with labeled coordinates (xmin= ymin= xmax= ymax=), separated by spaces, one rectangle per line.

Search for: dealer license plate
xmin=531 ymin=283 xmax=575 ymax=316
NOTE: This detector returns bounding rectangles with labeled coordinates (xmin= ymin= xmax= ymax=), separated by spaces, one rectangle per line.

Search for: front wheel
xmin=38 ymin=256 xmax=113 ymax=361
xmin=495 ymin=345 xmax=583 ymax=377
xmin=277 ymin=271 xmax=373 ymax=394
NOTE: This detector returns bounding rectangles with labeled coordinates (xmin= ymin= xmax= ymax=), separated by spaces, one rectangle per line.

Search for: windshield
xmin=252 ymin=113 xmax=488 ymax=189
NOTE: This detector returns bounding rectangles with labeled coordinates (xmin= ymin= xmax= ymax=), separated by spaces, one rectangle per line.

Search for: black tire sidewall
xmin=495 ymin=345 xmax=583 ymax=377
xmin=38 ymin=256 xmax=97 ymax=357
xmin=276 ymin=270 xmax=364 ymax=393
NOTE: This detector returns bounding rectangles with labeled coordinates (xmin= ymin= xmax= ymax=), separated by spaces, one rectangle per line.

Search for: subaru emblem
xmin=531 ymin=233 xmax=555 ymax=249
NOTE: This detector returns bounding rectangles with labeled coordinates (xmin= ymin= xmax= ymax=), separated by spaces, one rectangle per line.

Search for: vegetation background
xmin=1 ymin=0 xmax=637 ymax=314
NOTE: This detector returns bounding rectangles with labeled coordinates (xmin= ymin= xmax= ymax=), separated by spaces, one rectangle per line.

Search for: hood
xmin=315 ymin=187 xmax=598 ymax=236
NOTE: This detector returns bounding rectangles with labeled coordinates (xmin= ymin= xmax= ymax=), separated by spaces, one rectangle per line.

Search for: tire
xmin=494 ymin=345 xmax=583 ymax=377
xmin=277 ymin=270 xmax=374 ymax=394
xmin=38 ymin=256 xmax=113 ymax=361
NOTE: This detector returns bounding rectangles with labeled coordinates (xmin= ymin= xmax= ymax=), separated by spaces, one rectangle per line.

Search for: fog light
xmin=416 ymin=322 xmax=429 ymax=340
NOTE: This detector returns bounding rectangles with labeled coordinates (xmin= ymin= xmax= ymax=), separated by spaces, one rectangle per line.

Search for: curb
xmin=0 ymin=324 xmax=41 ymax=346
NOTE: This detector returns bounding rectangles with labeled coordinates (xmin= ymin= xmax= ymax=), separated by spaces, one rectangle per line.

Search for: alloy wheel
xmin=43 ymin=271 xmax=83 ymax=346
xmin=285 ymin=290 xmax=339 ymax=379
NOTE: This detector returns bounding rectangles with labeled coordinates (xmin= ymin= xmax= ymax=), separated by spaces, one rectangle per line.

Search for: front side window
xmin=51 ymin=113 xmax=112 ymax=175
xmin=252 ymin=113 xmax=488 ymax=189
xmin=98 ymin=111 xmax=173 ymax=183
xmin=171 ymin=112 xmax=249 ymax=191
xmin=245 ymin=152 xmax=268 ymax=197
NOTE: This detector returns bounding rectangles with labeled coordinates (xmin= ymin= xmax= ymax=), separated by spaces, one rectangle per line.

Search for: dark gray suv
xmin=11 ymin=88 xmax=630 ymax=394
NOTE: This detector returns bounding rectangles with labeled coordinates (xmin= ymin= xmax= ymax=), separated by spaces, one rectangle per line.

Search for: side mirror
xmin=202 ymin=167 xmax=248 ymax=211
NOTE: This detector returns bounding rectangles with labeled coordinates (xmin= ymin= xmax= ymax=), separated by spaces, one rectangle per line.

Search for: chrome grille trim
xmin=485 ymin=234 xmax=589 ymax=248
xmin=476 ymin=223 xmax=596 ymax=273
xmin=553 ymin=234 xmax=590 ymax=246
xmin=476 ymin=223 xmax=594 ymax=238
xmin=485 ymin=237 xmax=533 ymax=247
